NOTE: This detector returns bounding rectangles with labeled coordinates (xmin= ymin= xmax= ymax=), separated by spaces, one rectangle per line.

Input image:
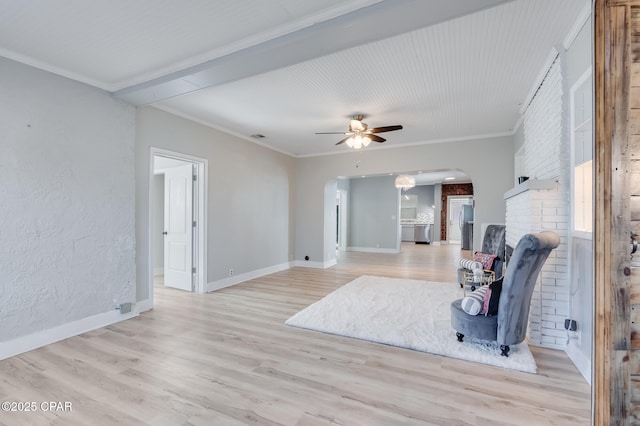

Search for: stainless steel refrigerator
xmin=459 ymin=204 xmax=474 ymax=250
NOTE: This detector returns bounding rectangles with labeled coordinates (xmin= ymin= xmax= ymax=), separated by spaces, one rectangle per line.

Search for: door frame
xmin=447 ymin=195 xmax=473 ymax=244
xmin=148 ymin=147 xmax=208 ymax=302
xmin=337 ymin=190 xmax=348 ymax=251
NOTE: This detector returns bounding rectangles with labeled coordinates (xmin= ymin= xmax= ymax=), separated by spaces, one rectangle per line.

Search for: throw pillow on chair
xmin=461 ymin=286 xmax=488 ymax=316
xmin=474 ymin=252 xmax=498 ymax=271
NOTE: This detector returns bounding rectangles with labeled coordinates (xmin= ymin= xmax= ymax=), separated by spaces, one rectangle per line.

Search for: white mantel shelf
xmin=504 ymin=179 xmax=557 ymax=200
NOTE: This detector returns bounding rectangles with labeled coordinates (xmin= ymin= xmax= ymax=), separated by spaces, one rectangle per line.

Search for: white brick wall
xmin=506 ymin=58 xmax=570 ymax=349
xmin=522 ymin=60 xmax=565 ymax=181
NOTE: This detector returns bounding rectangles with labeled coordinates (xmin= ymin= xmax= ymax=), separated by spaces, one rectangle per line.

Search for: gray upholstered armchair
xmin=457 ymin=224 xmax=506 ymax=287
xmin=450 ymin=231 xmax=560 ymax=357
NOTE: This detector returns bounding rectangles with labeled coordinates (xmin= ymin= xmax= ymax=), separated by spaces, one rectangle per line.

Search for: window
xmin=571 ymin=69 xmax=593 ymax=235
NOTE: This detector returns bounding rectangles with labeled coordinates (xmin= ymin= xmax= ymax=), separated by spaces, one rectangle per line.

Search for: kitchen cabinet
xmin=401 ymin=225 xmax=414 ymax=242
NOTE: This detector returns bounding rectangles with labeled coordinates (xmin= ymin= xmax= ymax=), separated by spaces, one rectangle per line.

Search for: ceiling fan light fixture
xmin=353 ymin=135 xmax=363 ymax=149
xmin=395 ymin=175 xmax=416 ymax=191
xmin=317 ymin=115 xmax=402 ymax=149
xmin=354 ymin=135 xmax=363 ymax=149
xmin=350 ymin=119 xmax=364 ymax=131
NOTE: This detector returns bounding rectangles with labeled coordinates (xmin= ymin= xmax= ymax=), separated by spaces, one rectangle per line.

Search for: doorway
xmin=447 ymin=196 xmax=473 ymax=244
xmin=149 ymin=148 xmax=208 ymax=304
xmin=155 ymin=159 xmax=194 ymax=291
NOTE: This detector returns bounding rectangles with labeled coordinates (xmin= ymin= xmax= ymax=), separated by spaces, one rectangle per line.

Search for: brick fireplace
xmin=506 ymin=55 xmax=570 ymax=349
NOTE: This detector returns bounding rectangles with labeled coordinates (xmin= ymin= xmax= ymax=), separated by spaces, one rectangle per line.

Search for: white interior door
xmin=164 ymin=164 xmax=193 ymax=291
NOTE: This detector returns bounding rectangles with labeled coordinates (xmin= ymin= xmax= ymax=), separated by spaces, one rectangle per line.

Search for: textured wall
xmin=0 ymin=58 xmax=136 ymax=342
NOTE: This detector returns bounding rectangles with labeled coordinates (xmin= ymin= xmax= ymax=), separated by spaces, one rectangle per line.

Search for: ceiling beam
xmin=113 ymin=0 xmax=512 ymax=105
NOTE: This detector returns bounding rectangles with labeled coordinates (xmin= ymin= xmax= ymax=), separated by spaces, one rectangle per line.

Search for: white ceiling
xmin=1 ymin=0 xmax=590 ymax=162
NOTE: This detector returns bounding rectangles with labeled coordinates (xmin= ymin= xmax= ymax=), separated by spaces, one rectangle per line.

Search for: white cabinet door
xmin=401 ymin=225 xmax=414 ymax=242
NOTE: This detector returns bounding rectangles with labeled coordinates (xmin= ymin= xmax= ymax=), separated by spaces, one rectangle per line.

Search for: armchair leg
xmin=456 ymin=332 xmax=464 ymax=342
xmin=500 ymin=345 xmax=510 ymax=357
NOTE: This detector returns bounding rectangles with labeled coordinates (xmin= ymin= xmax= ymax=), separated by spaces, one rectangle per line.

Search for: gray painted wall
xmin=337 ymin=177 xmax=350 ymax=192
xmin=348 ymin=176 xmax=399 ymax=250
xmin=566 ymin=16 xmax=592 ymax=87
xmin=404 ymin=185 xmax=435 ymax=219
xmin=0 ymin=58 xmax=136 ymax=342
xmin=295 ymin=136 xmax=514 ymax=264
xmin=135 ymin=107 xmax=296 ymax=301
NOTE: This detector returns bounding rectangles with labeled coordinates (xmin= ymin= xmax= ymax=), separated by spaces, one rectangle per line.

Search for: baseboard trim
xmin=153 ymin=267 xmax=163 ymax=276
xmin=207 ymin=262 xmax=292 ymax=292
xmin=529 ymin=341 xmax=565 ymax=351
xmin=565 ymin=339 xmax=592 ymax=384
xmin=0 ymin=309 xmax=139 ymax=361
xmin=136 ymin=298 xmax=153 ymax=313
xmin=324 ymin=258 xmax=338 ymax=268
xmin=431 ymin=241 xmax=442 ymax=246
xmin=346 ymin=247 xmax=400 ymax=254
xmin=292 ymin=260 xmax=324 ymax=268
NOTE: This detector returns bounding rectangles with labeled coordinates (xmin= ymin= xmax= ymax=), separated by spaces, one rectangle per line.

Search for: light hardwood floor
xmin=0 ymin=244 xmax=590 ymax=425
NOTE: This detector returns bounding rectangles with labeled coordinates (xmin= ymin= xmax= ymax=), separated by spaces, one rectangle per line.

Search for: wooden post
xmin=628 ymin=3 xmax=640 ymax=422
xmin=594 ymin=0 xmax=639 ymax=424
xmin=593 ymin=4 xmax=611 ymax=422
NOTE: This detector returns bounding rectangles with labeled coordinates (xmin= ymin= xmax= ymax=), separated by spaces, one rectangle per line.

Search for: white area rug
xmin=285 ymin=275 xmax=537 ymax=373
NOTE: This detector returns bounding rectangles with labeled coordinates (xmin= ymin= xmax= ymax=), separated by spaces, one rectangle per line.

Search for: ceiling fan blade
xmin=369 ymin=125 xmax=403 ymax=133
xmin=335 ymin=136 xmax=352 ymax=145
xmin=368 ymin=134 xmax=386 ymax=143
xmin=315 ymin=132 xmax=350 ymax=135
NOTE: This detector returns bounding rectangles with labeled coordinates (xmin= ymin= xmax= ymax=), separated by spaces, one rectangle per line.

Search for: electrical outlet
xmin=564 ymin=319 xmax=577 ymax=331
xmin=228 ymin=269 xmax=234 ymax=277
xmin=117 ymin=303 xmax=132 ymax=314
